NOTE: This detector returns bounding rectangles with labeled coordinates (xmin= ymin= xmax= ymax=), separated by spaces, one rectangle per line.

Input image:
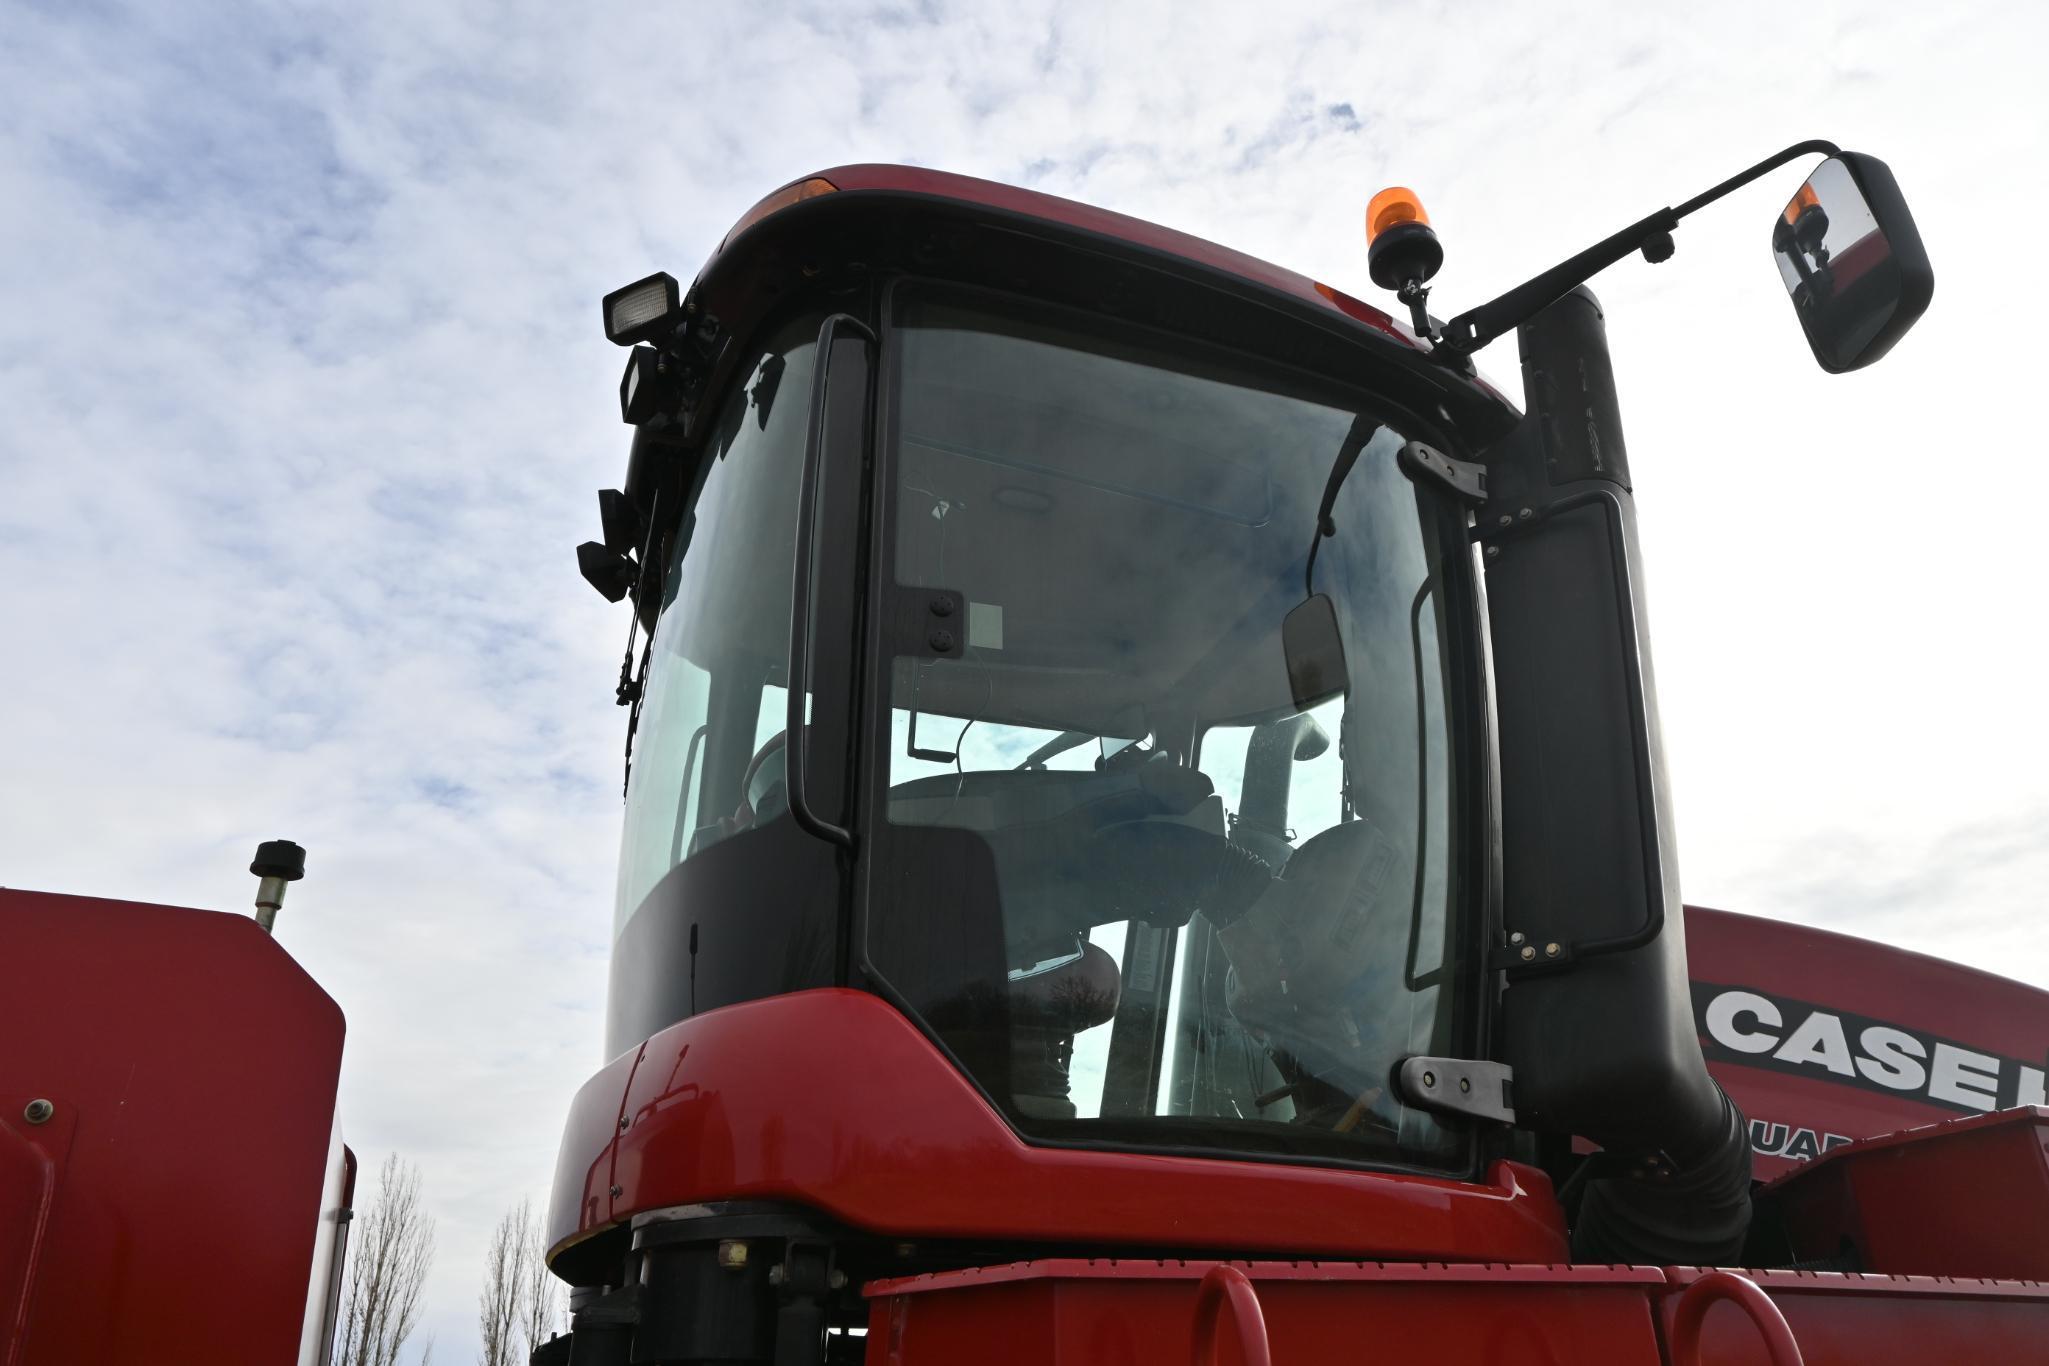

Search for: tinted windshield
xmin=868 ymin=291 xmax=1476 ymax=1171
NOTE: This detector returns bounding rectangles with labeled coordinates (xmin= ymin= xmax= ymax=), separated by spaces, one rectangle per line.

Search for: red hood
xmin=1684 ymin=905 xmax=2049 ymax=1180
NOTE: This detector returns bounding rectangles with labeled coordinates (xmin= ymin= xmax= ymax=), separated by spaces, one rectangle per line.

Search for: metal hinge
xmin=1397 ymin=440 xmax=1488 ymax=504
xmin=1398 ymin=1055 xmax=1515 ymax=1124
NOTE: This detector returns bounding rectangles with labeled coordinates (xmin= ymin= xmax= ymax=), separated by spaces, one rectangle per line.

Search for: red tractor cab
xmin=538 ymin=148 xmax=2035 ymax=1365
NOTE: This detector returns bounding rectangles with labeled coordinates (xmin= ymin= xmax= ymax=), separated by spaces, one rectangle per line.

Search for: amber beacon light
xmin=1364 ymin=185 xmax=1445 ymax=338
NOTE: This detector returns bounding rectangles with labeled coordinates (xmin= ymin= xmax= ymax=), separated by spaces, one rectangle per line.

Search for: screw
xmin=1518 ymin=507 xmax=1534 ymax=521
xmin=1421 ymin=1070 xmax=1436 ymax=1088
xmin=618 ymin=1114 xmax=631 ymax=1131
xmin=23 ymin=1099 xmax=53 ymax=1125
xmin=1545 ymin=942 xmax=1561 ymax=958
xmin=1520 ymin=945 xmax=1536 ymax=962
xmin=1508 ymin=931 xmax=1525 ymax=946
xmin=928 ymin=629 xmax=955 ymax=652
xmin=1485 ymin=545 xmax=1500 ymax=560
xmin=929 ymin=596 xmax=954 ymax=618
xmin=609 ymin=1184 xmax=622 ymax=1199
xmin=718 ymin=1240 xmax=749 ymax=1270
xmin=1459 ymin=1077 xmax=1472 ymax=1094
xmin=1497 ymin=514 xmax=1513 ymax=527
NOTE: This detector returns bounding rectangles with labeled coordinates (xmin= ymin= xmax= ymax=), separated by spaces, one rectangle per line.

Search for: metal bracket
xmin=1397 ymin=440 xmax=1488 ymax=505
xmin=1398 ymin=1055 xmax=1515 ymax=1124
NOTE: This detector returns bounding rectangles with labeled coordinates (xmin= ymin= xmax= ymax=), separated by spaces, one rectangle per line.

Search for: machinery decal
xmin=1693 ymin=982 xmax=2048 ymax=1115
xmin=1745 ymin=1118 xmax=1853 ymax=1162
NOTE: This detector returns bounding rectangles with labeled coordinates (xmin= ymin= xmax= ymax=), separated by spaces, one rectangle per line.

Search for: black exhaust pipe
xmin=1481 ymin=287 xmax=1752 ymax=1264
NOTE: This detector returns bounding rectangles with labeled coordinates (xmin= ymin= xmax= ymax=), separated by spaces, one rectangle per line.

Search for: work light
xmin=603 ymin=271 xmax=681 ymax=346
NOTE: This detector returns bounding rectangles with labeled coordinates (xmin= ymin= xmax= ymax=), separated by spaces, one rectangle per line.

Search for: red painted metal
xmin=1756 ymin=1106 xmax=2049 ymax=1281
xmin=1684 ymin=906 xmax=2049 ymax=1179
xmin=546 ymin=988 xmax=1567 ymax=1264
xmin=861 ymin=1258 xmax=2049 ymax=1365
xmin=732 ymin=165 xmax=1413 ymax=346
xmin=1657 ymin=1268 xmax=2049 ymax=1366
xmin=0 ymin=890 xmax=344 ymax=1366
xmin=1669 ymin=1271 xmax=1803 ymax=1366
xmin=862 ymin=1259 xmax=1670 ymax=1365
xmin=1189 ymin=1266 xmax=1267 ymax=1366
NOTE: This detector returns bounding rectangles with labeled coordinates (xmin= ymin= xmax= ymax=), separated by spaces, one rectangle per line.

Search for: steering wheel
xmin=1085 ymin=819 xmax=1274 ymax=929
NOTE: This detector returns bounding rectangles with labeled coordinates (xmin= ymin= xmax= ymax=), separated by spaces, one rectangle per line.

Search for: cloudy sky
xmin=4 ymin=0 xmax=2045 ymax=1358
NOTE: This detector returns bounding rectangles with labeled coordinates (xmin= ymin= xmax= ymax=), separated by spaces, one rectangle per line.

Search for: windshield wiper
xmin=1302 ymin=416 xmax=1382 ymax=597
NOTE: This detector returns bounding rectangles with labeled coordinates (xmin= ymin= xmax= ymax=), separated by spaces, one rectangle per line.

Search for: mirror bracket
xmin=1433 ymin=139 xmax=1842 ymax=359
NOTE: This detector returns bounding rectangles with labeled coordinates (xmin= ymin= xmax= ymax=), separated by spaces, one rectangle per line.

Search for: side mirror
xmin=1281 ymin=594 xmax=1349 ymax=712
xmin=1773 ymin=152 xmax=1933 ymax=373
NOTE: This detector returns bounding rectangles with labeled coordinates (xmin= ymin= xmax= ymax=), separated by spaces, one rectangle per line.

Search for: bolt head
xmin=928 ymin=628 xmax=955 ymax=652
xmin=618 ymin=1114 xmax=631 ymax=1131
xmin=827 ymin=1268 xmax=848 ymax=1290
xmin=1421 ymin=1070 xmax=1436 ymax=1088
xmin=717 ymin=1240 xmax=749 ymax=1269
xmin=929 ymin=596 xmax=954 ymax=618
xmin=1545 ymin=942 xmax=1561 ymax=957
xmin=608 ymin=1184 xmax=622 ymax=1199
xmin=1484 ymin=545 xmax=1501 ymax=560
xmin=768 ymin=1265 xmax=786 ymax=1287
xmin=1508 ymin=931 xmax=1525 ymax=945
xmin=1519 ymin=945 xmax=1536 ymax=961
xmin=23 ymin=1098 xmax=53 ymax=1125
xmin=1459 ymin=1077 xmax=1472 ymax=1093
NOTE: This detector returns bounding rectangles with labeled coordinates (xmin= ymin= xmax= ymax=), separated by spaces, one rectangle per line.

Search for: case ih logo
xmin=1692 ymin=982 xmax=2047 ymax=1116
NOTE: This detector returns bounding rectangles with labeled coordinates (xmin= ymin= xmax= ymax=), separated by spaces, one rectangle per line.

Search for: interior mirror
xmin=1773 ymin=152 xmax=1933 ymax=373
xmin=1282 ymin=594 xmax=1349 ymax=711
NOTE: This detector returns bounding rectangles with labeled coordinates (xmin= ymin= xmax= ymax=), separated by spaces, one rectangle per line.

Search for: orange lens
xmin=1366 ymin=187 xmax=1429 ymax=243
xmin=726 ymin=176 xmax=839 ymax=245
xmin=1783 ymin=182 xmax=1820 ymax=225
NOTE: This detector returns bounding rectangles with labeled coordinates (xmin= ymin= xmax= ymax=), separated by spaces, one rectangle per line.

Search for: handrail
xmin=1191 ymin=1265 xmax=1271 ymax=1366
xmin=784 ymin=312 xmax=874 ymax=849
xmin=1669 ymin=1271 xmax=1804 ymax=1366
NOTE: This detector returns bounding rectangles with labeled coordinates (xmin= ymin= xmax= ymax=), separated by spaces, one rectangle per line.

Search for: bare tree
xmin=520 ymin=1202 xmax=563 ymax=1360
xmin=336 ymin=1154 xmax=437 ymax=1366
xmin=477 ymin=1200 xmax=530 ymax=1366
xmin=478 ymin=1197 xmax=564 ymax=1366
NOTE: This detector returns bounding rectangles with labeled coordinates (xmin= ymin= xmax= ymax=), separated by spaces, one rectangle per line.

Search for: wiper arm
xmin=1017 ymin=729 xmax=1096 ymax=771
xmin=1303 ymin=416 xmax=1382 ymax=597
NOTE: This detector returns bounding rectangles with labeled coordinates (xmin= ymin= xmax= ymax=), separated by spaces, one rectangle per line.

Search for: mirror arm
xmin=1435 ymin=138 xmax=1841 ymax=358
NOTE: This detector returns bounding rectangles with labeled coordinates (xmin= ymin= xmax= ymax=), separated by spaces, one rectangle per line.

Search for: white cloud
xmin=4 ymin=1 xmax=2045 ymax=1359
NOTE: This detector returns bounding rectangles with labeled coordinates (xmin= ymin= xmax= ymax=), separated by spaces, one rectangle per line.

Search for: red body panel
xmin=861 ymin=1258 xmax=2049 ymax=1365
xmin=1759 ymin=1106 xmax=2049 ymax=1281
xmin=1685 ymin=906 xmax=2049 ymax=1179
xmin=749 ymin=164 xmax=1413 ymax=347
xmin=549 ymin=988 xmax=1567 ymax=1263
xmin=0 ymin=890 xmax=345 ymax=1366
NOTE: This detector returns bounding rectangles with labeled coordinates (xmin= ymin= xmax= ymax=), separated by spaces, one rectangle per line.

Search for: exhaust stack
xmin=249 ymin=839 xmax=306 ymax=934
